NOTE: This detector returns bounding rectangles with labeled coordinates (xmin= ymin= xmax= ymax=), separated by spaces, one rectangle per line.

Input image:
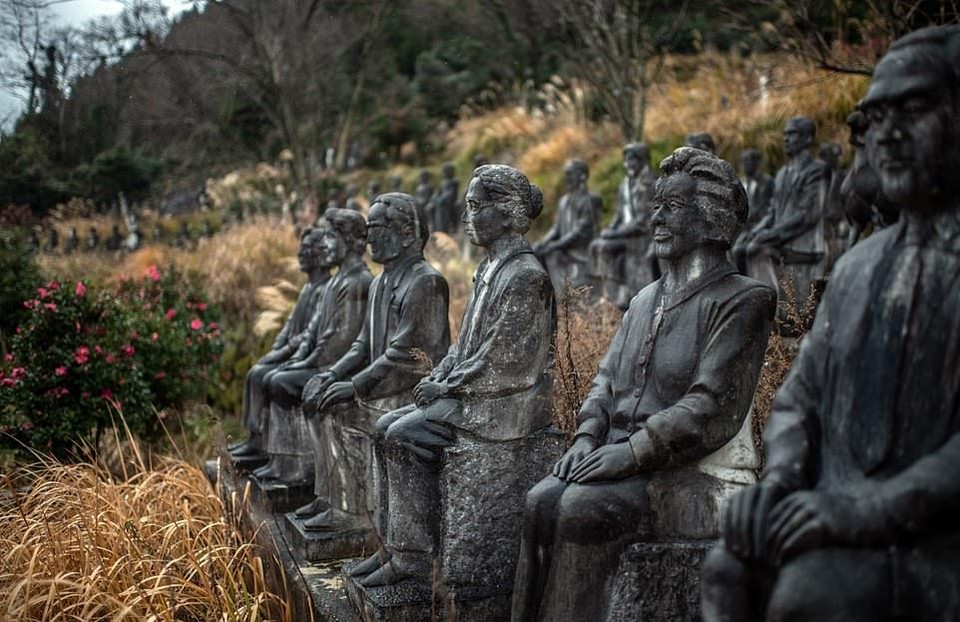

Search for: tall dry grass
xmin=0 ymin=430 xmax=290 ymax=621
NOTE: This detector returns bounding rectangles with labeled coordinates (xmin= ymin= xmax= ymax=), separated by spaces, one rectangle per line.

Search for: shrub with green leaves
xmin=0 ymin=265 xmax=222 ymax=457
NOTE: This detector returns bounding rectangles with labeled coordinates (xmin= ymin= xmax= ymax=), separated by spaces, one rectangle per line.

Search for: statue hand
xmin=600 ymin=228 xmax=618 ymax=239
xmin=301 ymin=372 xmax=336 ymax=416
xmin=722 ymin=481 xmax=789 ymax=561
xmin=553 ymin=436 xmax=598 ymax=481
xmin=567 ymin=443 xmax=639 ymax=484
xmin=260 ymin=350 xmax=284 ymax=365
xmin=317 ymin=381 xmax=356 ymax=413
xmin=414 ymin=380 xmax=447 ymax=406
xmin=285 ymin=359 xmax=309 ymax=371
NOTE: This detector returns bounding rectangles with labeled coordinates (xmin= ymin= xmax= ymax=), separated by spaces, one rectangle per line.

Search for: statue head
xmin=323 ymin=207 xmax=367 ymax=266
xmin=563 ymin=159 xmax=589 ymax=191
xmin=419 ymin=170 xmax=432 ymax=185
xmin=652 ymin=147 xmax=747 ymax=260
xmin=846 ymin=110 xmax=868 ymax=149
xmin=473 ymin=153 xmax=489 ymax=168
xmin=861 ymin=25 xmax=960 ymax=210
xmin=683 ymin=132 xmax=716 ymax=154
xmin=389 ymin=175 xmax=403 ymax=191
xmin=297 ymin=226 xmax=327 ymax=272
xmin=623 ymin=143 xmax=651 ymax=177
xmin=783 ymin=116 xmax=816 ymax=158
xmin=442 ymin=162 xmax=456 ymax=179
xmin=368 ymin=180 xmax=381 ymax=196
xmin=367 ymin=192 xmax=428 ymax=265
xmin=464 ymin=164 xmax=544 ymax=246
xmin=818 ymin=143 xmax=843 ymax=170
xmin=740 ymin=148 xmax=762 ymax=178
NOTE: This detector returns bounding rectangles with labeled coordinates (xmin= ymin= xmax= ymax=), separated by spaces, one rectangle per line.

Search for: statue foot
xmin=229 ymin=441 xmax=260 ymax=457
xmin=226 ymin=438 xmax=248 ymax=451
xmin=347 ymin=551 xmax=389 ymax=577
xmin=360 ymin=557 xmax=418 ymax=587
xmin=294 ymin=497 xmax=330 ymax=518
xmin=252 ymin=462 xmax=279 ymax=480
xmin=303 ymin=509 xmax=347 ymax=531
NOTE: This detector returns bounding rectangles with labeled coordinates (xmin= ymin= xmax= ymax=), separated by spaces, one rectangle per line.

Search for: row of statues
xmin=221 ymin=26 xmax=957 ymax=620
xmin=27 ymin=220 xmax=215 ymax=254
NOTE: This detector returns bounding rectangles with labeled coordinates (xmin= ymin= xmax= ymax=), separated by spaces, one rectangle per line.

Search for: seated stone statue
xmin=300 ymin=193 xmax=450 ymax=531
xmin=513 ymin=147 xmax=775 ymax=622
xmin=703 ymin=26 xmax=960 ymax=622
xmin=230 ymin=227 xmax=331 ymax=459
xmin=684 ymin=131 xmax=716 ymax=154
xmin=415 ymin=170 xmax=434 ymax=221
xmin=254 ymin=210 xmax=372 ymax=484
xmin=731 ymin=148 xmax=774 ymax=274
xmin=432 ymin=162 xmax=460 ymax=234
xmin=533 ymin=159 xmax=602 ymax=294
xmin=589 ymin=143 xmax=658 ymax=309
xmin=84 ymin=227 xmax=100 ymax=252
xmin=347 ymin=164 xmax=555 ymax=588
xmin=64 ymin=227 xmax=79 ymax=254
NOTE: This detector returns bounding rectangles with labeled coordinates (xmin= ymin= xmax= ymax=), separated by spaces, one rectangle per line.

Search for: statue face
xmin=318 ymin=229 xmax=343 ymax=268
xmin=862 ymin=45 xmax=958 ymax=209
xmin=783 ymin=119 xmax=812 ymax=157
xmin=463 ymin=177 xmax=509 ymax=247
xmin=563 ymin=165 xmax=585 ymax=190
xmin=651 ymin=173 xmax=705 ymax=261
xmin=298 ymin=230 xmax=324 ymax=272
xmin=741 ymin=152 xmax=760 ymax=177
xmin=624 ymin=153 xmax=645 ymax=178
xmin=367 ymin=202 xmax=405 ymax=264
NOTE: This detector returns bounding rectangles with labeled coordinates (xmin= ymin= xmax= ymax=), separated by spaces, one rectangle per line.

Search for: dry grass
xmin=0 ymin=430 xmax=290 ymax=622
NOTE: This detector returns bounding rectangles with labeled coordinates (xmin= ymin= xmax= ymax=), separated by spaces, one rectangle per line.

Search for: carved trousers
xmin=241 ymin=361 xmax=281 ymax=444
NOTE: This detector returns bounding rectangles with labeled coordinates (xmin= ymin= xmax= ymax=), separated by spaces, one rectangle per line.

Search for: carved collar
xmin=658 ymin=263 xmax=738 ymax=311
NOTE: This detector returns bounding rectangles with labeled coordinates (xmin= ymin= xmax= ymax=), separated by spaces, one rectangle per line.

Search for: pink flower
xmin=146 ymin=265 xmax=161 ymax=282
xmin=0 ymin=378 xmax=14 ymax=388
xmin=151 ymin=332 xmax=159 ymax=342
xmin=121 ymin=344 xmax=136 ymax=357
xmin=105 ymin=353 xmax=117 ymax=365
xmin=10 ymin=368 xmax=24 ymax=380
xmin=47 ymin=281 xmax=60 ymax=291
xmin=23 ymin=299 xmax=38 ymax=310
xmin=43 ymin=302 xmax=57 ymax=312
xmin=190 ymin=318 xmax=203 ymax=331
xmin=94 ymin=345 xmax=103 ymax=355
xmin=3 ymin=354 xmax=12 ymax=363
xmin=75 ymin=282 xmax=86 ymax=297
xmin=154 ymin=371 xmax=167 ymax=380
xmin=54 ymin=366 xmax=67 ymax=377
xmin=130 ymin=331 xmax=140 ymax=341
xmin=37 ymin=287 xmax=49 ymax=299
xmin=20 ymin=422 xmax=33 ymax=432
xmin=100 ymin=388 xmax=113 ymax=400
xmin=207 ymin=322 xmax=219 ymax=331
xmin=81 ymin=391 xmax=90 ymax=400
xmin=74 ymin=346 xmax=90 ymax=365
xmin=195 ymin=302 xmax=208 ymax=312
xmin=165 ymin=308 xmax=177 ymax=321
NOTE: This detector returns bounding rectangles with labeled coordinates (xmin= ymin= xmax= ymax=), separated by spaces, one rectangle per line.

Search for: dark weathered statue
xmin=367 ymin=180 xmax=381 ymax=206
xmin=589 ymin=143 xmax=658 ymax=309
xmin=703 ymin=25 xmax=960 ymax=621
xmin=105 ymin=224 xmax=125 ymax=251
xmin=513 ymin=147 xmax=775 ymax=622
xmin=300 ymin=193 xmax=450 ymax=531
xmin=432 ymin=162 xmax=460 ymax=234
xmin=257 ymin=210 xmax=373 ymax=486
xmin=684 ymin=132 xmax=716 ymax=154
xmin=42 ymin=227 xmax=59 ymax=253
xmin=230 ymin=228 xmax=332 ymax=460
xmin=731 ymin=148 xmax=774 ymax=273
xmin=345 ymin=185 xmax=362 ymax=212
xmin=740 ymin=117 xmax=829 ymax=302
xmin=174 ymin=222 xmax=192 ymax=249
xmin=533 ymin=159 xmax=602 ymax=293
xmin=64 ymin=226 xmax=79 ymax=254
xmin=818 ymin=142 xmax=848 ymax=261
xmin=84 ymin=227 xmax=100 ymax=252
xmin=348 ymin=165 xmax=555 ymax=588
xmin=389 ymin=175 xmax=403 ymax=192
xmin=415 ymin=170 xmax=435 ymax=221
xmin=840 ymin=109 xmax=899 ymax=247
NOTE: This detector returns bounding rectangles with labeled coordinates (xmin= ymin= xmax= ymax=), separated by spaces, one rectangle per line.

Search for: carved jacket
xmin=763 ymin=210 xmax=960 ymax=543
xmin=576 ymin=264 xmax=775 ymax=471
xmin=433 ymin=178 xmax=460 ymax=233
xmin=427 ymin=237 xmax=556 ymax=441
xmin=329 ymin=255 xmax=450 ymax=402
xmin=741 ymin=173 xmax=774 ymax=230
xmin=539 ymin=187 xmax=602 ymax=264
xmin=290 ymin=260 xmax=373 ymax=369
xmin=752 ymin=151 xmax=828 ymax=260
xmin=609 ymin=166 xmax=657 ymax=238
xmin=267 ymin=272 xmax=331 ymax=359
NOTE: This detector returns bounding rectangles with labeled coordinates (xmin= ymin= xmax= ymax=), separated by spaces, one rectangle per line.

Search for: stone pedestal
xmin=249 ymin=475 xmax=315 ymax=514
xmin=283 ymin=512 xmax=378 ymax=562
xmin=230 ymin=452 xmax=269 ymax=474
xmin=605 ymin=541 xmax=713 ymax=622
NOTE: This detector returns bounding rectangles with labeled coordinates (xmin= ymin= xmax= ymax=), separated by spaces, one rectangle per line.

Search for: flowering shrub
xmin=0 ymin=265 xmax=222 ymax=456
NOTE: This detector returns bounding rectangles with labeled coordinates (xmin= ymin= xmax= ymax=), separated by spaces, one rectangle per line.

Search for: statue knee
xmin=554 ymin=487 xmax=606 ymax=541
xmin=701 ymin=546 xmax=746 ymax=593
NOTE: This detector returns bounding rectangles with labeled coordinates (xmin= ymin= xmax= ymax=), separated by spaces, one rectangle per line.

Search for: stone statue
xmin=415 ymin=170 xmax=435 ymax=224
xmin=389 ymin=175 xmax=403 ymax=192
xmin=513 ymin=147 xmax=775 ymax=622
xmin=201 ymin=220 xmax=213 ymax=239
xmin=120 ymin=192 xmax=140 ymax=250
xmin=533 ymin=159 xmax=602 ymax=294
xmin=589 ymin=143 xmax=658 ymax=309
xmin=230 ymin=227 xmax=332 ymax=460
xmin=27 ymin=229 xmax=40 ymax=253
xmin=257 ymin=210 xmax=372 ymax=493
xmin=348 ymin=164 xmax=555 ymax=590
xmin=345 ymin=185 xmax=361 ymax=211
xmin=84 ymin=227 xmax=100 ymax=252
xmin=432 ymin=162 xmax=460 ymax=234
xmin=105 ymin=224 xmax=125 ymax=251
xmin=703 ymin=25 xmax=960 ymax=621
xmin=42 ymin=227 xmax=59 ymax=253
xmin=819 ymin=142 xmax=848 ymax=261
xmin=299 ymin=192 xmax=450 ymax=532
xmin=731 ymin=148 xmax=774 ymax=273
xmin=151 ymin=224 xmax=163 ymax=245
xmin=367 ymin=181 xmax=381 ymax=206
xmin=740 ymin=117 xmax=829 ymax=304
xmin=174 ymin=222 xmax=192 ymax=249
xmin=703 ymin=26 xmax=960 ymax=622
xmin=326 ymin=188 xmax=344 ymax=211
xmin=684 ymin=132 xmax=716 ymax=154
xmin=64 ymin=226 xmax=79 ymax=254
xmin=840 ymin=109 xmax=899 ymax=247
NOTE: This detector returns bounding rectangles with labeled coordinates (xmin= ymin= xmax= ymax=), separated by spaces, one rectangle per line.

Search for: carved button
xmin=634 ymin=389 xmax=641 ymax=397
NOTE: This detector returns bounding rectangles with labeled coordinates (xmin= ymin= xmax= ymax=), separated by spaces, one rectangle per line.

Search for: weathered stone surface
xmin=229 ymin=452 xmax=268 ymax=474
xmin=606 ymin=541 xmax=711 ymax=622
xmin=283 ymin=511 xmax=378 ymax=562
xmin=249 ymin=473 xmax=315 ymax=514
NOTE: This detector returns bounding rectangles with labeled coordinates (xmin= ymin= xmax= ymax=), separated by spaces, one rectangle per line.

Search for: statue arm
xmin=327 ymin=319 xmax=371 ymax=383
xmin=428 ymin=344 xmax=460 ymax=383
xmin=304 ymin=276 xmax=370 ymax=368
xmin=575 ymin=304 xmax=633 ymax=442
xmin=352 ymin=273 xmax=450 ymax=400
xmin=629 ymin=284 xmax=777 ymax=469
xmin=766 ymin=165 xmax=827 ymax=245
xmin=552 ymin=196 xmax=598 ymax=250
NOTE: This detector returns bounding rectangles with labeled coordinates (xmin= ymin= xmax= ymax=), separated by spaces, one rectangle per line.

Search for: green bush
xmin=0 ymin=265 xmax=222 ymax=457
xmin=0 ymin=228 xmax=40 ymax=346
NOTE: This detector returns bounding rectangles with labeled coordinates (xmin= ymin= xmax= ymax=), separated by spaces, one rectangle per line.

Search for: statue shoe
xmin=302 ymin=508 xmax=355 ymax=531
xmin=252 ymin=462 xmax=279 ymax=480
xmin=229 ymin=441 xmax=260 ymax=457
xmin=360 ymin=554 xmax=426 ymax=587
xmin=347 ymin=550 xmax=389 ymax=577
xmin=226 ymin=438 xmax=247 ymax=451
xmin=294 ymin=497 xmax=330 ymax=518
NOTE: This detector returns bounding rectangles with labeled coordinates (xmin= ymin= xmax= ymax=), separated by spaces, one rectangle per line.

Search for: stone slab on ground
xmin=606 ymin=540 xmax=713 ymax=622
xmin=283 ymin=512 xmax=378 ymax=562
xmin=230 ymin=452 xmax=268 ymax=474
xmin=205 ymin=456 xmax=361 ymax=622
xmin=249 ymin=474 xmax=315 ymax=514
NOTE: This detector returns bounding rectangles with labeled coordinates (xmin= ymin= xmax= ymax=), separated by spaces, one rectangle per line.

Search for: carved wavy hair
xmin=323 ymin=207 xmax=367 ymax=256
xmin=658 ymin=146 xmax=747 ymax=247
xmin=472 ymin=164 xmax=544 ymax=234
xmin=371 ymin=192 xmax=430 ymax=250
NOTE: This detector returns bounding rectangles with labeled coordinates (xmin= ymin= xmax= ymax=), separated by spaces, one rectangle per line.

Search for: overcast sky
xmin=1 ymin=0 xmax=191 ymax=129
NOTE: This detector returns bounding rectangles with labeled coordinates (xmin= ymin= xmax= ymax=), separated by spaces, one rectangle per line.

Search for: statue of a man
xmin=367 ymin=181 xmax=381 ymax=207
xmin=840 ymin=109 xmax=899 ymax=248
xmin=105 ymin=224 xmax=125 ymax=251
xmin=589 ymin=143 xmax=658 ymax=309
xmin=300 ymin=193 xmax=450 ymax=531
xmin=255 ymin=210 xmax=373 ymax=485
xmin=64 ymin=226 xmax=79 ymax=254
xmin=513 ymin=147 xmax=775 ymax=622
xmin=703 ymin=25 xmax=960 ymax=622
xmin=684 ymin=132 xmax=716 ymax=154
xmin=731 ymin=148 xmax=774 ymax=274
xmin=230 ymin=227 xmax=332 ymax=459
xmin=432 ymin=162 xmax=460 ymax=234
xmin=85 ymin=227 xmax=100 ymax=252
xmin=415 ymin=170 xmax=435 ymax=225
xmin=533 ymin=159 xmax=602 ymax=293
xmin=740 ymin=117 xmax=829 ymax=301
xmin=348 ymin=164 xmax=555 ymax=587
